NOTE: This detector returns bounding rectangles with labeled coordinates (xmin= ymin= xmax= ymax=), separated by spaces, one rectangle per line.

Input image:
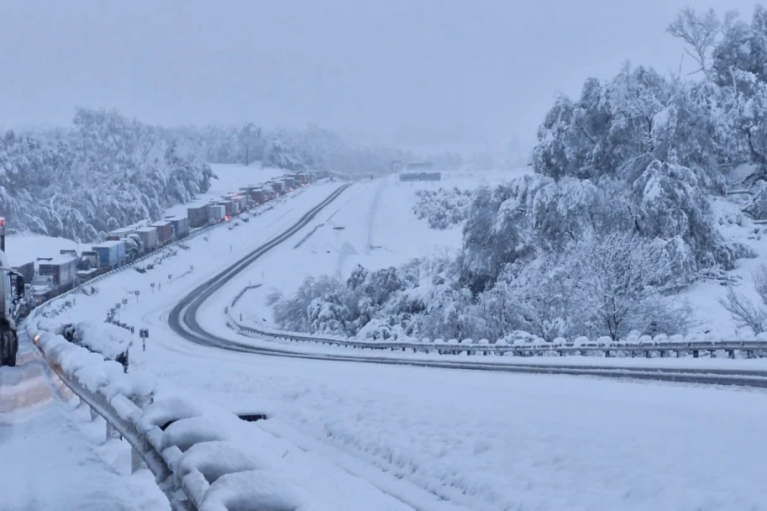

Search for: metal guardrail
xmin=227 ymin=311 xmax=767 ymax=360
xmin=29 ymin=324 xmax=298 ymax=511
xmin=28 ymin=327 xmax=191 ymax=510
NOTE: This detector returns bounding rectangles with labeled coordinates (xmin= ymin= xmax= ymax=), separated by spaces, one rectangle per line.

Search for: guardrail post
xmin=693 ymin=349 xmax=699 ymax=358
xmin=90 ymin=406 xmax=99 ymax=422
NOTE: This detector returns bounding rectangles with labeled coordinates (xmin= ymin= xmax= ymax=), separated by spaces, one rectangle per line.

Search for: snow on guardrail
xmin=226 ymin=305 xmax=767 ymax=360
xmin=28 ymin=318 xmax=305 ymax=511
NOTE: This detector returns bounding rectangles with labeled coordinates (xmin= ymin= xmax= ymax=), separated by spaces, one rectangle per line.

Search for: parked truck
xmin=167 ymin=216 xmax=190 ymax=239
xmin=92 ymin=241 xmax=121 ymax=269
xmin=38 ymin=256 xmax=78 ymax=290
xmin=249 ymin=188 xmax=266 ymax=204
xmin=79 ymin=251 xmax=100 ymax=270
xmin=0 ymin=219 xmax=28 ymax=367
xmin=151 ymin=221 xmax=174 ymax=246
xmin=207 ymin=204 xmax=225 ymax=224
xmin=134 ymin=226 xmax=158 ymax=252
xmin=187 ymin=205 xmax=209 ymax=228
xmin=217 ymin=200 xmax=234 ymax=217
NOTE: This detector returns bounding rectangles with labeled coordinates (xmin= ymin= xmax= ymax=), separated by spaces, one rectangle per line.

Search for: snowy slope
xmin=681 ymin=195 xmax=767 ymax=338
xmin=223 ymin=170 xmax=526 ymax=327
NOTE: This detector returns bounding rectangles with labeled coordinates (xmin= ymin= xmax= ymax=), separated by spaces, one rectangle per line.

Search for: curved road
xmin=168 ymin=185 xmax=767 ymax=388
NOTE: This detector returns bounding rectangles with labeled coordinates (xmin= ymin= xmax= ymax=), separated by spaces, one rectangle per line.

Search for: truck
xmin=92 ymin=241 xmax=121 ymax=269
xmin=217 ymin=200 xmax=234 ymax=217
xmin=151 ymin=221 xmax=174 ymax=246
xmin=269 ymin=181 xmax=284 ymax=194
xmin=230 ymin=195 xmax=246 ymax=214
xmin=167 ymin=216 xmax=190 ymax=239
xmin=187 ymin=205 xmax=209 ymax=228
xmin=134 ymin=226 xmax=159 ymax=251
xmin=114 ymin=239 xmax=127 ymax=265
xmin=0 ymin=218 xmax=28 ymax=367
xmin=282 ymin=177 xmax=298 ymax=190
xmin=248 ymin=188 xmax=266 ymax=204
xmin=207 ymin=204 xmax=225 ymax=224
xmin=38 ymin=256 xmax=78 ymax=290
xmin=79 ymin=251 xmax=100 ymax=271
xmin=30 ymin=274 xmax=55 ymax=306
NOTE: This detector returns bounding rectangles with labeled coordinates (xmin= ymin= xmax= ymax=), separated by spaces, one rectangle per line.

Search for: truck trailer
xmin=134 ymin=226 xmax=159 ymax=252
xmin=187 ymin=205 xmax=209 ymax=228
xmin=92 ymin=241 xmax=121 ymax=269
xmin=217 ymin=200 xmax=234 ymax=217
xmin=167 ymin=216 xmax=190 ymax=239
xmin=207 ymin=204 xmax=226 ymax=223
xmin=38 ymin=256 xmax=78 ymax=290
xmin=151 ymin=221 xmax=174 ymax=246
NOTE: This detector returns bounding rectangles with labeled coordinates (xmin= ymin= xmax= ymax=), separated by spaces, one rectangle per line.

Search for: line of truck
xmin=0 ymin=171 xmax=317 ymax=367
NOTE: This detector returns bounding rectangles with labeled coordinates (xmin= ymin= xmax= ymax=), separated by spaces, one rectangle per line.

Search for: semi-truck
xmin=0 ymin=218 xmax=28 ymax=367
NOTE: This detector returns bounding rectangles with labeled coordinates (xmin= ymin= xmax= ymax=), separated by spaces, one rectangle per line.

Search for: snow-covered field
xmin=26 ymin=171 xmax=767 ymax=510
xmin=226 ymin=170 xmax=524 ymax=327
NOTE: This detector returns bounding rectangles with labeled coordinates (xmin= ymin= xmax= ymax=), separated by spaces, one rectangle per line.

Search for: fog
xmin=0 ymin=1 xmax=760 ymax=152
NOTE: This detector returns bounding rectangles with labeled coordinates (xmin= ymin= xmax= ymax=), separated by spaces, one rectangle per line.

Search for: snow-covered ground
xmin=680 ymin=195 xmax=767 ymax=338
xmin=227 ymin=170 xmax=524 ymax=327
xmin=0 ymin=344 xmax=168 ymax=511
xmin=134 ymin=348 xmax=767 ymax=511
xmin=30 ymin=173 xmax=767 ymax=510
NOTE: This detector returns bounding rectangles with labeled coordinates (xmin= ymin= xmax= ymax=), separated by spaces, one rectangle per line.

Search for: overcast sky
xmin=0 ymin=1 xmax=760 ymax=152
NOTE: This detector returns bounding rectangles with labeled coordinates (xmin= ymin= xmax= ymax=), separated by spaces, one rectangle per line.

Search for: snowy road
xmin=35 ymin=176 xmax=767 ymax=510
xmin=158 ymin=180 xmax=767 ymax=510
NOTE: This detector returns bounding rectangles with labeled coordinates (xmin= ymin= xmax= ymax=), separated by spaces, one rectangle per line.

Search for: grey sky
xmin=0 ymin=1 xmax=760 ymax=152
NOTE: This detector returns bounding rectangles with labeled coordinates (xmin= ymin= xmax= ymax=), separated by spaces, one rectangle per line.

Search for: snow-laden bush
xmin=412 ymin=187 xmax=473 ymax=229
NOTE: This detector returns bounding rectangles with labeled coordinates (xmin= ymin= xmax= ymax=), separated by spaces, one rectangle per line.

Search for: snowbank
xmin=200 ymin=470 xmax=304 ymax=511
xmin=72 ymin=320 xmax=133 ymax=360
